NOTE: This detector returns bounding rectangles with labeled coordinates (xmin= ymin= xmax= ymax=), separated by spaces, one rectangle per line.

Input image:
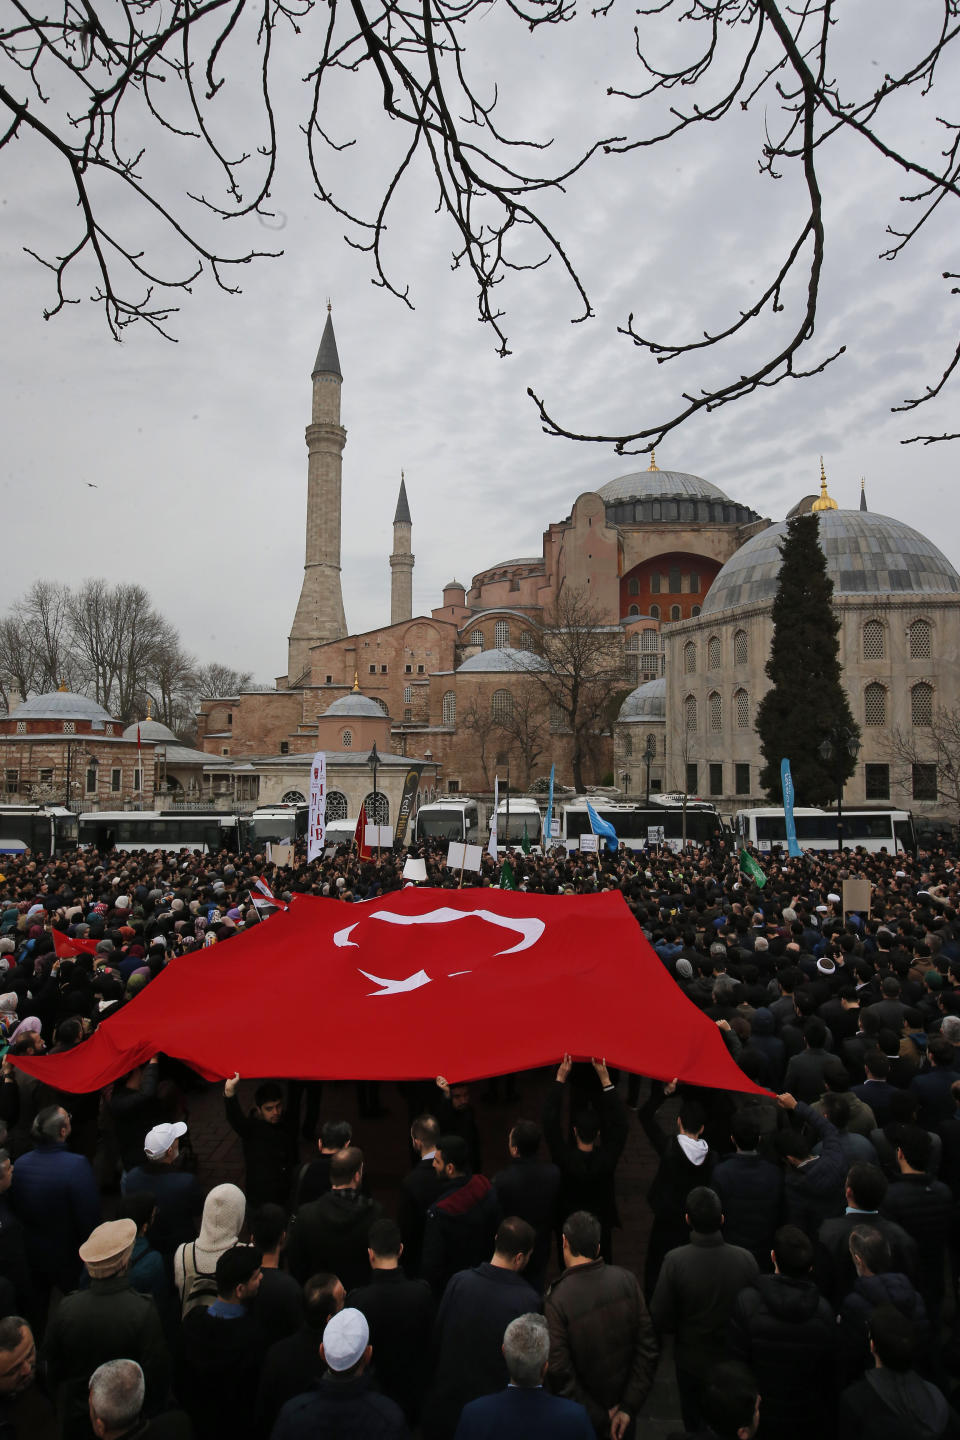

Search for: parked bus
xmin=495 ymin=796 xmax=544 ymax=852
xmin=78 ymin=811 xmax=243 ymax=853
xmin=560 ymin=796 xmax=723 ymax=851
xmin=413 ymin=799 xmax=481 ymax=845
xmin=0 ymin=805 xmax=78 ymax=856
xmin=733 ymin=806 xmax=916 ymax=854
xmin=244 ymin=804 xmax=309 ymax=848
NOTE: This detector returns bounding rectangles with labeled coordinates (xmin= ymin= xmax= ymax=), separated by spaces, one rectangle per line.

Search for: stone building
xmin=659 ymin=474 xmax=960 ymax=818
xmin=0 ymin=691 xmax=156 ymax=810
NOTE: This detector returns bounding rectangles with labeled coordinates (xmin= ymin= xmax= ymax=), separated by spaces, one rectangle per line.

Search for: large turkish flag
xmin=13 ymin=890 xmax=764 ymax=1095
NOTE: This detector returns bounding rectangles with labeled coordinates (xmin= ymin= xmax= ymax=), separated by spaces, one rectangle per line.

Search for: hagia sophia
xmin=2 ymin=309 xmax=956 ymax=827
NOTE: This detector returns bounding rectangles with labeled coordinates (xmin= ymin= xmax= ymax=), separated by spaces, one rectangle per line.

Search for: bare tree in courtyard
xmin=495 ymin=682 xmax=550 ymax=790
xmin=887 ymin=707 xmax=960 ymax=829
xmin=460 ymin=697 xmax=502 ymax=790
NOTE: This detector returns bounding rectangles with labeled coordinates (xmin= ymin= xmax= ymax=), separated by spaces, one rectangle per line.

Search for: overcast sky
xmin=1 ymin=0 xmax=957 ymax=685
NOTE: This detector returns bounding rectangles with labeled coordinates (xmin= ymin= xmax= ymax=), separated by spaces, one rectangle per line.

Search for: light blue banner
xmin=780 ymin=757 xmax=802 ymax=858
xmin=544 ymin=763 xmax=556 ymax=848
xmin=586 ymin=801 xmax=619 ymax=853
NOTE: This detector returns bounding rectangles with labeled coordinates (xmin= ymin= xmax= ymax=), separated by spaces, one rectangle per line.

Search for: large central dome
xmin=596 ymin=470 xmax=731 ymax=506
xmin=701 ymin=509 xmax=960 ymax=616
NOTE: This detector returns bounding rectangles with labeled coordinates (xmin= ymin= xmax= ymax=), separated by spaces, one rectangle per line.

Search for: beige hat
xmin=79 ymin=1219 xmax=137 ymax=1278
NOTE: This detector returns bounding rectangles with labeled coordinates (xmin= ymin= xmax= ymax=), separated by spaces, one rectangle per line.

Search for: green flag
xmin=521 ymin=824 xmax=531 ymax=856
xmin=500 ymin=858 xmax=517 ymax=890
xmin=739 ymin=847 xmax=767 ymax=889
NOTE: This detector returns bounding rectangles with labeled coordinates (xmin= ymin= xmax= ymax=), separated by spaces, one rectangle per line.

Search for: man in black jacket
xmin=815 ymin=1162 xmax=918 ymax=1306
xmin=287 ymin=1147 xmax=383 ymax=1293
xmin=543 ymin=1056 xmax=627 ymax=1264
xmin=492 ymin=1119 xmax=560 ymax=1293
xmin=881 ymin=1125 xmax=953 ymax=1327
xmin=347 ymin=1218 xmax=434 ymax=1427
xmin=421 ymin=1135 xmax=500 ymax=1297
xmin=398 ymin=1114 xmax=444 ymax=1278
xmin=776 ymin=1092 xmax=846 ymax=1236
xmin=176 ymin=1244 xmax=266 ymax=1440
xmin=710 ymin=1113 xmax=783 ymax=1270
xmin=224 ymin=1073 xmax=299 ymax=1209
xmin=638 ymin=1083 xmax=715 ymax=1294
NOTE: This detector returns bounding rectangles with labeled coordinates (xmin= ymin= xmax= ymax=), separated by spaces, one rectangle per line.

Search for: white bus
xmin=78 ymin=811 xmax=243 ymax=853
xmin=495 ymin=796 xmax=544 ymax=852
xmin=560 ymin=796 xmax=723 ymax=852
xmin=244 ymin=804 xmax=309 ymax=848
xmin=733 ymin=806 xmax=916 ymax=854
xmin=0 ymin=805 xmax=78 ymax=856
xmin=413 ymin=799 xmax=481 ymax=845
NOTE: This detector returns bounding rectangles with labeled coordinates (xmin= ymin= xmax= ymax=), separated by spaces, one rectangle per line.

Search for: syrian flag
xmin=249 ymin=877 xmax=288 ymax=912
xmin=354 ymin=811 xmax=372 ymax=862
xmin=52 ymin=929 xmax=101 ymax=960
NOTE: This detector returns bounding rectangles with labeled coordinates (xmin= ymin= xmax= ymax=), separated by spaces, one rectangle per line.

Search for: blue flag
xmin=780 ymin=758 xmax=802 ymax=858
xmin=586 ymin=802 xmax=619 ymax=853
xmin=544 ymin=764 xmax=556 ymax=849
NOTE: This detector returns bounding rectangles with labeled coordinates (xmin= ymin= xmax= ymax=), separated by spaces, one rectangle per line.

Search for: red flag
xmin=354 ymin=810 xmax=372 ymax=861
xmin=52 ymin=929 xmax=101 ymax=960
xmin=248 ymin=876 xmax=288 ymax=913
xmin=10 ymin=891 xmax=767 ymax=1096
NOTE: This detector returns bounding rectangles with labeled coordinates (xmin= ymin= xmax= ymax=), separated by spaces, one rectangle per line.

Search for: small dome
xmin=324 ymin=692 xmax=388 ymax=718
xmin=443 ymin=579 xmax=466 ymax=591
xmin=123 ymin=717 xmax=178 ymax=744
xmin=701 ymin=509 xmax=960 ymax=617
xmin=12 ymin=691 xmax=114 ymax=723
xmin=619 ymin=676 xmax=666 ymax=721
xmin=595 ymin=470 xmax=730 ymax=506
xmin=457 ymin=647 xmax=548 ymax=674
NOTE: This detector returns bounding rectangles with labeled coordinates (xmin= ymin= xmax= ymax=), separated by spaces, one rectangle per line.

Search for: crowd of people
xmin=0 ymin=830 xmax=957 ymax=1439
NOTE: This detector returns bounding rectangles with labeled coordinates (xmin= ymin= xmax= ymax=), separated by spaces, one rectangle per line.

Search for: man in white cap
xmin=122 ymin=1120 xmax=204 ymax=1260
xmin=271 ymin=1307 xmax=407 ymax=1439
xmin=42 ymin=1219 xmax=170 ymax=1438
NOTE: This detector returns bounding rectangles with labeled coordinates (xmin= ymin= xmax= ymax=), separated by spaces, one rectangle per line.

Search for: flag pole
xmin=246 ymin=890 xmax=265 ymax=923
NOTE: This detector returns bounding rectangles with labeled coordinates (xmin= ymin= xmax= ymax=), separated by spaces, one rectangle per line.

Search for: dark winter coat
xmin=710 ymin=1153 xmax=783 ymax=1267
xmin=287 ymin=1186 xmax=384 ymax=1292
xmin=398 ymin=1157 xmax=446 ymax=1278
xmin=543 ymin=1082 xmax=628 ymax=1230
xmin=9 ymin=1140 xmax=100 ymax=1293
xmin=421 ymin=1175 xmax=500 ymax=1297
xmin=839 ymin=1369 xmax=960 ymax=1440
xmin=545 ymin=1258 xmax=658 ymax=1435
xmin=649 ymin=1231 xmax=759 ymax=1384
xmin=815 ymin=1212 xmax=918 ymax=1306
xmin=782 ymin=1103 xmax=846 ymax=1235
xmin=837 ymin=1272 xmax=928 ymax=1386
xmin=176 ymin=1304 xmax=266 ymax=1440
xmin=726 ymin=1274 xmax=837 ymax=1440
xmin=271 ymin=1373 xmax=408 ymax=1440
xmin=225 ymin=1095 xmax=299 ymax=1208
xmin=881 ymin=1173 xmax=954 ymax=1307
xmin=348 ymin=1268 xmax=435 ymax=1424
xmin=492 ymin=1157 xmax=561 ymax=1291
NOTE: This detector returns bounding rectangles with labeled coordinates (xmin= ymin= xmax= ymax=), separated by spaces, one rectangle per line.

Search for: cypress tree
xmin=756 ymin=512 xmax=860 ymax=804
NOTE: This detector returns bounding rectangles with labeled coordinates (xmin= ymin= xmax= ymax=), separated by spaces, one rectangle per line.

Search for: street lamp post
xmin=644 ymin=734 xmax=657 ymax=806
xmin=621 ymin=771 xmax=630 ymax=799
xmin=818 ymin=727 xmax=861 ymax=852
xmin=367 ymin=741 xmax=380 ymax=855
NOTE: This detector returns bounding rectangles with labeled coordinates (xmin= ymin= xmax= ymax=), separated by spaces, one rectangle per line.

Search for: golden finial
xmin=326 ymin=297 xmax=331 ymax=313
xmin=146 ymin=697 xmax=152 ymax=719
xmin=352 ymin=671 xmax=359 ymax=692
xmin=648 ymin=450 xmax=659 ymax=471
xmin=58 ymin=677 xmax=68 ymax=692
xmin=811 ymin=455 xmax=838 ymax=512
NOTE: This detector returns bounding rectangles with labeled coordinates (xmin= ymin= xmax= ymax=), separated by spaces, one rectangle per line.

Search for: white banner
xmin=448 ymin=841 xmax=484 ymax=873
xmin=307 ymin=751 xmax=326 ymax=862
xmin=579 ymin=833 xmax=599 ymax=853
xmin=487 ymin=776 xmax=499 ymax=861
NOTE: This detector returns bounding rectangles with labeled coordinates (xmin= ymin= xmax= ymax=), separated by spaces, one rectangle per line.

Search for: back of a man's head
xmin=304 ymin=1272 xmax=344 ymax=1332
xmin=321 ymin=1119 xmax=353 ymax=1151
xmin=849 ymin=1225 xmax=892 ymax=1277
xmin=494 ymin=1216 xmax=535 ymax=1262
xmin=772 ymin=1225 xmax=812 ymax=1279
xmin=410 ymin=1114 xmax=440 ymax=1149
xmin=509 ymin=1119 xmax=542 ymax=1159
xmin=895 ymin=1124 xmax=932 ymax=1173
xmin=367 ymin=1219 xmax=402 ymax=1261
xmin=89 ymin=1360 xmax=145 ymax=1433
xmin=215 ymin=1244 xmax=262 ymax=1300
xmin=502 ymin=1314 xmax=549 ymax=1388
xmin=249 ymin=1203 xmax=287 ymax=1253
xmin=698 ymin=1361 xmax=759 ymax=1440
xmin=869 ymin=1304 xmax=917 ymax=1373
xmin=330 ymin=1146 xmax=364 ymax=1187
xmin=562 ymin=1210 xmax=601 ymax=1260
xmin=730 ymin=1113 xmax=760 ymax=1152
xmin=686 ymin=1186 xmax=723 ymax=1235
xmin=846 ymin=1162 xmax=887 ymax=1211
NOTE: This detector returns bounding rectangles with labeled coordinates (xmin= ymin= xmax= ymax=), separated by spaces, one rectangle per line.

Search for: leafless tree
xmin=193 ymin=662 xmax=255 ymax=699
xmin=887 ymin=710 xmax=960 ymax=825
xmin=496 ymin=681 xmax=550 ymax=789
xmin=20 ymin=581 xmax=77 ymax=692
xmin=522 ymin=587 xmax=625 ymax=792
xmin=460 ymin=696 xmax=503 ymax=789
xmin=0 ymin=616 xmax=38 ymax=712
xmin=4 ymin=2 xmax=958 ymax=442
xmin=66 ymin=580 xmax=166 ymax=721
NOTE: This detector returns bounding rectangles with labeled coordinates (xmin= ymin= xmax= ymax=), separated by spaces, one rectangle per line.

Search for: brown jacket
xmin=545 ymin=1258 xmax=658 ymax=1435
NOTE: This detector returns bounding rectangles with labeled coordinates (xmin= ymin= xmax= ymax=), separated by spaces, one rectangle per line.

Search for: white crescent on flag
xmin=332 ymin=906 xmax=545 ymax=955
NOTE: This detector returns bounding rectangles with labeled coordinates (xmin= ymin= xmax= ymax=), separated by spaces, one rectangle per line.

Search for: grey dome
xmin=596 ymin=470 xmax=730 ymax=506
xmin=123 ymin=717 xmax=178 ymax=743
xmin=324 ymin=692 xmax=388 ymax=718
xmin=457 ymin=647 xmax=548 ymax=674
xmin=619 ymin=676 xmax=666 ymax=721
xmin=12 ymin=691 xmax=114 ymax=723
xmin=701 ymin=509 xmax=960 ymax=617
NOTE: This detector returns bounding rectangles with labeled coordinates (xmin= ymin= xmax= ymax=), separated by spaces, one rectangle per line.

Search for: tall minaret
xmin=390 ymin=472 xmax=414 ymax=625
xmin=287 ymin=307 xmax=349 ymax=685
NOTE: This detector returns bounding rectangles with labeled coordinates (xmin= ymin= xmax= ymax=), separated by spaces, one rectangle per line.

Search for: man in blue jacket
xmin=454 ymin=1313 xmax=593 ymax=1440
xmin=9 ymin=1105 xmax=99 ymax=1303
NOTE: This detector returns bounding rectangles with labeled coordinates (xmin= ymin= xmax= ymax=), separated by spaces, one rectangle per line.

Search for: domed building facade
xmin=663 ymin=476 xmax=960 ymax=817
xmin=0 ymin=690 xmax=155 ymax=810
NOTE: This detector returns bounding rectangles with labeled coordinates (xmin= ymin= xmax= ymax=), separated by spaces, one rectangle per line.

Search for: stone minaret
xmin=390 ymin=472 xmax=414 ymax=625
xmin=287 ymin=308 xmax=348 ymax=685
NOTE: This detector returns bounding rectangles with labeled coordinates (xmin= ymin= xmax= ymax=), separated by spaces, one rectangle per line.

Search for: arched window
xmin=363 ymin=791 xmax=389 ymax=824
xmin=403 ymin=686 xmax=413 ymax=704
xmin=642 ymin=629 xmax=658 ymax=652
xmin=733 ymin=629 xmax=748 ymax=665
xmin=707 ymin=636 xmax=721 ymax=670
xmin=442 ymin=691 xmax=456 ymax=725
xmin=628 ymin=604 xmax=640 ymax=617
xmin=912 ymin=682 xmax=933 ymax=727
xmin=626 ymin=633 xmax=639 ymax=652
xmin=670 ymin=605 xmax=681 ymax=621
xmin=282 ymin=789 xmax=306 ymax=804
xmin=669 ymin=569 xmax=681 ymax=594
xmin=864 ymin=682 xmax=886 ymax=727
xmin=494 ymin=619 xmax=511 ymax=649
xmin=689 ymin=573 xmax=701 ymax=593
xmin=491 ymin=689 xmax=514 ymax=721
xmin=550 ymin=702 xmax=565 ymax=733
xmin=341 ymin=729 xmax=352 ymax=748
xmin=628 ymin=577 xmax=639 ymax=596
xmin=691 ymin=605 xmax=701 ymax=618
xmin=518 ymin=631 xmax=534 ymax=651
xmin=709 ymin=691 xmax=722 ymax=731
xmin=471 ymin=630 xmax=484 ymax=648
xmin=622 ymin=733 xmax=632 ymax=757
xmin=683 ymin=641 xmax=697 ymax=674
xmin=325 ymin=791 xmax=348 ymax=820
xmin=909 ymin=619 xmax=932 ymax=659
xmin=735 ymin=688 xmax=749 ymax=728
xmin=684 ymin=694 xmax=698 ymax=732
xmin=863 ymin=620 xmax=885 ymax=660
xmin=649 ymin=605 xmax=660 ymax=620
xmin=650 ymin=573 xmax=661 ymax=594
xmin=647 ymin=732 xmax=659 ymax=756
xmin=373 ymin=697 xmax=389 ymax=714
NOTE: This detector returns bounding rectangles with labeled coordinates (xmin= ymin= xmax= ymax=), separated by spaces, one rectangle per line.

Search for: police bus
xmin=0 ymin=805 xmax=78 ymax=856
xmin=733 ymin=806 xmax=916 ymax=854
xmin=560 ymin=795 xmax=723 ymax=852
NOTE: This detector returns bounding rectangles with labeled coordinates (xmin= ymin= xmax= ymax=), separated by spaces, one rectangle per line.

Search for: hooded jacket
xmin=727 ymin=1274 xmax=836 ymax=1438
xmin=173 ymin=1182 xmax=246 ymax=1314
xmin=421 ymin=1175 xmax=500 ymax=1296
xmin=839 ymin=1368 xmax=960 ymax=1440
xmin=287 ymin=1186 xmax=383 ymax=1292
xmin=837 ymin=1272 xmax=929 ymax=1386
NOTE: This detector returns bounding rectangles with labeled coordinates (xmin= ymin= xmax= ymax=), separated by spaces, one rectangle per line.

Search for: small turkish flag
xmin=354 ymin=810 xmax=372 ymax=861
xmin=52 ymin=929 xmax=101 ymax=960
xmin=12 ymin=890 xmax=767 ymax=1097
